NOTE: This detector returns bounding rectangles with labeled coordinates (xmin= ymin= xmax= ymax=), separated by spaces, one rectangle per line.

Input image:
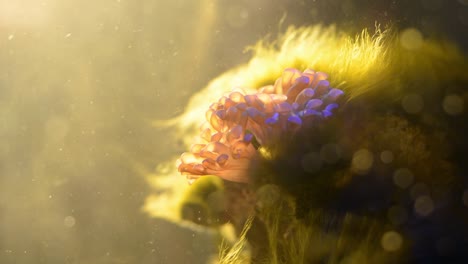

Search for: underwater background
xmin=0 ymin=0 xmax=467 ymax=263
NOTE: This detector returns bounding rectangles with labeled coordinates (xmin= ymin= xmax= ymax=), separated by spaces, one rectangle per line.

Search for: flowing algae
xmin=147 ymin=24 xmax=468 ymax=263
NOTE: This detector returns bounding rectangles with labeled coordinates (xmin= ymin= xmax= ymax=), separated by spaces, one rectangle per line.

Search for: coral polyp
xmin=177 ymin=68 xmax=344 ymax=184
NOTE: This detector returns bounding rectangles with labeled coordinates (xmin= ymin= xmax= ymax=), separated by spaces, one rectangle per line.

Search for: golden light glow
xmin=159 ymin=24 xmax=467 ymax=152
xmin=141 ymin=161 xmax=190 ymax=220
xmin=400 ymin=28 xmax=424 ymax=50
xmin=258 ymin=146 xmax=273 ymax=160
xmin=147 ymin=23 xmax=467 ymax=222
xmin=0 ymin=0 xmax=52 ymax=26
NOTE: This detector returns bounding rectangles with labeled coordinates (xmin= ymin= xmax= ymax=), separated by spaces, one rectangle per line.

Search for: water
xmin=0 ymin=1 xmax=466 ymax=263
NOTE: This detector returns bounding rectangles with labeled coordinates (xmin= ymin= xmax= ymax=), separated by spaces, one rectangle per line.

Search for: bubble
xmin=387 ymin=206 xmax=408 ymax=225
xmin=402 ymin=93 xmax=424 ymax=114
xmin=380 ymin=150 xmax=394 ymax=164
xmin=301 ymin=152 xmax=322 ymax=173
xmin=320 ymin=143 xmax=341 ymax=164
xmin=400 ymin=28 xmax=424 ymax=50
xmin=410 ymin=183 xmax=430 ymax=200
xmin=64 ymin=216 xmax=76 ymax=228
xmin=462 ymin=189 xmax=468 ymax=207
xmin=414 ymin=195 xmax=434 ymax=216
xmin=381 ymin=231 xmax=403 ymax=252
xmin=351 ymin=149 xmax=374 ymax=174
xmin=393 ymin=168 xmax=414 ymax=189
xmin=442 ymin=94 xmax=464 ymax=115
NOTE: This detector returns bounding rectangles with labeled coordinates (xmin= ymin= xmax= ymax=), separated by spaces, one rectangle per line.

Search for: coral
xmin=177 ymin=68 xmax=344 ymax=184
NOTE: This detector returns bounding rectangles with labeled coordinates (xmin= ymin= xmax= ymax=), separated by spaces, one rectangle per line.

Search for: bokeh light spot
xmin=64 ymin=216 xmax=76 ymax=228
xmin=393 ymin=168 xmax=414 ymax=189
xmin=256 ymin=184 xmax=281 ymax=209
xmin=351 ymin=149 xmax=374 ymax=174
xmin=320 ymin=143 xmax=341 ymax=164
xmin=414 ymin=195 xmax=434 ymax=216
xmin=381 ymin=231 xmax=403 ymax=252
xmin=301 ymin=152 xmax=322 ymax=173
xmin=402 ymin=93 xmax=424 ymax=114
xmin=442 ymin=94 xmax=464 ymax=115
xmin=400 ymin=28 xmax=424 ymax=50
xmin=410 ymin=183 xmax=430 ymax=200
xmin=380 ymin=150 xmax=394 ymax=164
